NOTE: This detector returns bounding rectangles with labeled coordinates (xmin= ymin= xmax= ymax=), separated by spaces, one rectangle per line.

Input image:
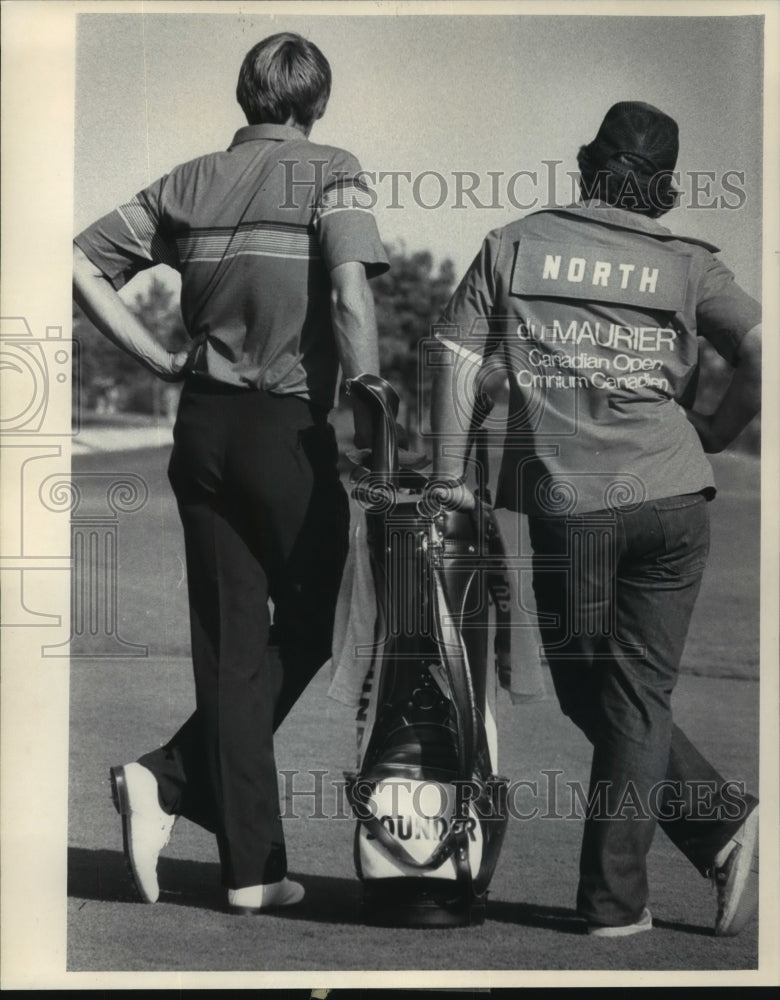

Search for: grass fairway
xmin=68 ymin=445 xmax=760 ymax=977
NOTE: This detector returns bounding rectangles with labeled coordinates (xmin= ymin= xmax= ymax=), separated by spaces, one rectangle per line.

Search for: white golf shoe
xmin=587 ymin=907 xmax=653 ymax=938
xmin=110 ymin=763 xmax=176 ymax=903
xmin=227 ymin=878 xmax=305 ymax=914
xmin=712 ymin=806 xmax=759 ymax=936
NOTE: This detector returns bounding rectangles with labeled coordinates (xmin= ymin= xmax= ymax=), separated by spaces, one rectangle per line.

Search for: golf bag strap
xmin=430 ymin=553 xmax=478 ymax=783
xmin=430 ymin=499 xmax=516 ymax=787
xmin=463 ymin=392 xmax=494 ymax=501
xmin=485 ymin=509 xmax=513 ymax=672
xmin=463 ymin=401 xmax=514 ymax=681
xmin=452 ymin=824 xmax=474 ymax=896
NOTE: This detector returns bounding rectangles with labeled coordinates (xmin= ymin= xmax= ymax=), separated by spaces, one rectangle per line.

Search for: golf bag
xmin=344 ymin=374 xmax=511 ymax=927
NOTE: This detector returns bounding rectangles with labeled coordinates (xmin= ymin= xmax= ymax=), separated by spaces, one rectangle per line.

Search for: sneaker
xmin=587 ymin=907 xmax=653 ymax=938
xmin=712 ymin=806 xmax=759 ymax=936
xmin=227 ymin=878 xmax=305 ymax=915
xmin=110 ymin=763 xmax=176 ymax=903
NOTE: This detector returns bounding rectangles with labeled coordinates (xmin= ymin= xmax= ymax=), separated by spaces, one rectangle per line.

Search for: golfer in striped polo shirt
xmin=74 ymin=32 xmax=389 ymax=914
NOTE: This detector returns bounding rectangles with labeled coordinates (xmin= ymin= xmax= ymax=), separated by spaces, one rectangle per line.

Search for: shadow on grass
xmin=69 ymin=846 xmax=575 ymax=933
xmin=650 ymin=917 xmax=713 ymax=937
xmin=489 ymin=899 xmax=713 ymax=937
xmin=68 ymin=845 xmax=223 ymax=911
xmin=68 ymin=846 xmax=364 ymax=922
xmin=68 ymin=847 xmax=715 ymax=937
xmin=486 ymin=899 xmax=585 ymax=935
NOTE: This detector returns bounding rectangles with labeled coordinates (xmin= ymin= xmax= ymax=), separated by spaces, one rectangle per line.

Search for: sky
xmin=74 ymin=10 xmax=764 ymax=299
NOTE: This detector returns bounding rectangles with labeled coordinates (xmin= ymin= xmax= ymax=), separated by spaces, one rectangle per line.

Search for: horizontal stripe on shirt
xmin=177 ymin=222 xmax=320 ymax=263
xmin=318 ymin=204 xmax=377 ymax=220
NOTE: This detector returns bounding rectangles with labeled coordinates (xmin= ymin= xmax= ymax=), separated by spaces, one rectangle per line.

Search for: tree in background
xmin=371 ymin=245 xmax=456 ymax=445
xmin=73 ymin=275 xmax=187 ymax=418
xmin=125 ymin=277 xmax=188 ymax=416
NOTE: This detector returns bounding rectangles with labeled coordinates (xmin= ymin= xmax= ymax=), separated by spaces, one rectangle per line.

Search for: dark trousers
xmin=528 ymin=493 xmax=758 ymax=926
xmin=138 ymin=379 xmax=349 ymax=889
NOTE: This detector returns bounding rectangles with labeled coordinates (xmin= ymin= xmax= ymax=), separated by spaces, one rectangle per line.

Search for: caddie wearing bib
xmin=430 ymin=102 xmax=761 ymax=937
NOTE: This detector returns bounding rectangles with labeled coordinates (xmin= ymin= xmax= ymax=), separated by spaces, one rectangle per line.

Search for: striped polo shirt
xmin=75 ymin=123 xmax=389 ymax=408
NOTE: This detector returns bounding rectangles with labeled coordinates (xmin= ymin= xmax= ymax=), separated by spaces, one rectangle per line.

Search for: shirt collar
xmin=553 ymin=199 xmax=672 ymax=235
xmin=229 ymin=123 xmax=307 ymax=148
xmin=530 ymin=200 xmax=719 ymax=252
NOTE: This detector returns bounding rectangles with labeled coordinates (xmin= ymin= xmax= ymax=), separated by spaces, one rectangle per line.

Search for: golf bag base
xmin=347 ymin=768 xmax=509 ymax=928
xmin=361 ymin=878 xmax=487 ymax=928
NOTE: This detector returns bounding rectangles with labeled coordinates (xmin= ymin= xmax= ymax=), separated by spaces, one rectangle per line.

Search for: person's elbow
xmin=73 ymin=244 xmax=105 ymax=299
xmin=329 ymin=261 xmax=373 ymax=321
xmin=735 ymin=323 xmax=762 ymax=410
xmin=329 ymin=284 xmax=365 ymax=325
xmin=73 ymin=243 xmax=97 ymax=277
xmin=735 ymin=324 xmax=762 ymax=375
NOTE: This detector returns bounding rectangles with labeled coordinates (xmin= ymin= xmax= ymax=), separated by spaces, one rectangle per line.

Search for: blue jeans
xmin=528 ymin=493 xmax=758 ymax=926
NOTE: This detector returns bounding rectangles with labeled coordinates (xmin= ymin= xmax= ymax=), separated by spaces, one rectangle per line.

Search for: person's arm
xmin=428 ymin=234 xmax=502 ymax=511
xmin=685 ymin=323 xmax=762 ymax=453
xmin=429 ymin=342 xmax=479 ymax=511
xmin=329 ymin=260 xmax=380 ymax=448
xmin=73 ymin=244 xmax=191 ymax=381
